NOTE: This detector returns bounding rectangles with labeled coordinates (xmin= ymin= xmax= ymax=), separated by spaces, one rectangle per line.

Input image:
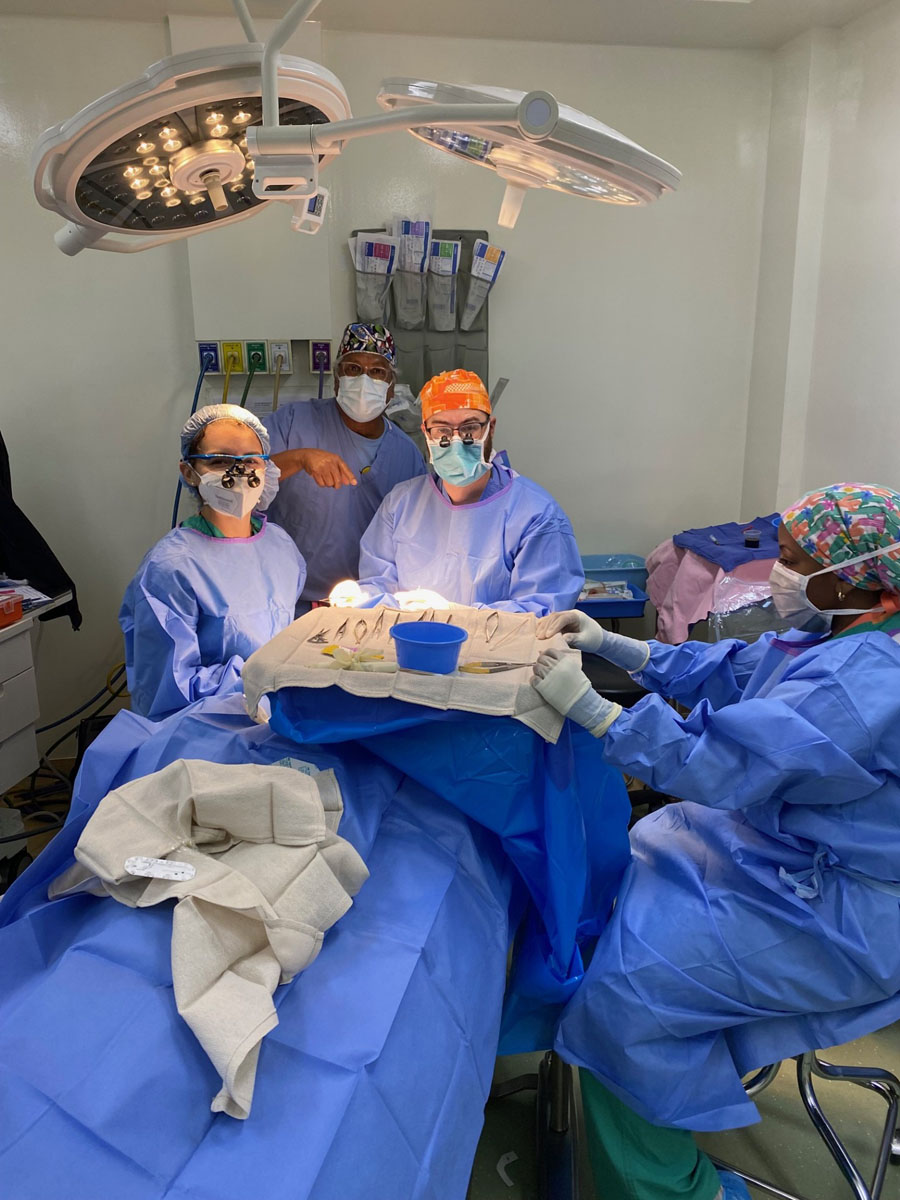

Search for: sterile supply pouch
xmin=393 ymin=272 xmax=428 ymax=330
xmin=393 ymin=216 xmax=431 ymax=274
xmin=460 ymin=239 xmax=506 ymax=331
xmin=427 ymin=239 xmax=460 ymax=331
xmin=349 ymin=233 xmax=399 ymax=323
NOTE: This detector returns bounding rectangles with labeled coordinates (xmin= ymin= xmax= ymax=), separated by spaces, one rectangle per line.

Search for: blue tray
xmin=581 ymin=554 xmax=648 ymax=592
xmin=577 ymin=583 xmax=649 ymax=619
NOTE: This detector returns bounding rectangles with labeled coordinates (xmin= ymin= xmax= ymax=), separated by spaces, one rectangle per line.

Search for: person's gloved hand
xmin=536 ymin=610 xmax=605 ymax=653
xmin=395 ymin=588 xmax=452 ymax=612
xmin=329 ymin=579 xmax=365 ymax=608
xmin=536 ymin=611 xmax=650 ymax=673
xmin=531 ymin=650 xmax=622 ymax=737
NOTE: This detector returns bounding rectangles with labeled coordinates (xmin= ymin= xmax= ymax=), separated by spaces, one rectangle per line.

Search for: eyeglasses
xmin=339 ymin=361 xmax=393 ymax=384
xmin=187 ymin=453 xmax=269 ymax=487
xmin=424 ymin=418 xmax=489 ymax=447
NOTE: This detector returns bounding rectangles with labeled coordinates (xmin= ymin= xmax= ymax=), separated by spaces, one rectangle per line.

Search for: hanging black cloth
xmin=0 ymin=430 xmax=82 ymax=630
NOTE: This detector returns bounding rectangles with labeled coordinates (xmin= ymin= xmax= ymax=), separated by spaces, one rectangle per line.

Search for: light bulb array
xmin=73 ymin=96 xmax=328 ymax=232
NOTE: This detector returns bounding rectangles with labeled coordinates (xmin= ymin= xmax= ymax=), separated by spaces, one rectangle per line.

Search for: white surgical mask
xmin=768 ymin=538 xmax=900 ymax=627
xmin=336 ymin=374 xmax=389 ymax=422
xmin=196 ymin=469 xmax=263 ymax=519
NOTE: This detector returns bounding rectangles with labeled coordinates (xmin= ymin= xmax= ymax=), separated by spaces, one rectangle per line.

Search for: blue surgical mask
xmin=428 ymin=438 xmax=489 ymax=487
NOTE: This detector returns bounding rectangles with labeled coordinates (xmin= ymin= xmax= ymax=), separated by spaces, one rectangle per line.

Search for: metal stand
xmin=711 ymin=1051 xmax=900 ymax=1200
xmin=489 ymin=1052 xmax=580 ymax=1200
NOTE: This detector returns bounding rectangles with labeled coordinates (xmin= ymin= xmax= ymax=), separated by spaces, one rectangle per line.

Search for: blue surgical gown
xmin=557 ymin=627 xmax=900 ymax=1131
xmin=356 ymin=463 xmax=584 ymax=614
xmin=262 ymin=398 xmax=426 ymax=603
xmin=119 ymin=518 xmax=306 ymax=720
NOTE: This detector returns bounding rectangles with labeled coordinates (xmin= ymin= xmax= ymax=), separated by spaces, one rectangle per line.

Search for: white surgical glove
xmin=531 ymin=650 xmax=622 ymax=737
xmin=395 ymin=588 xmax=452 ymax=612
xmin=536 ymin=610 xmax=650 ymax=672
xmin=536 ymin=610 xmax=605 ymax=653
xmin=329 ymin=579 xmax=365 ymax=608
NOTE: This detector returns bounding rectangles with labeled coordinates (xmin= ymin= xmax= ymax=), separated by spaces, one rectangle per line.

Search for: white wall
xmin=1 ymin=15 xmax=772 ymax=726
xmin=0 ymin=15 xmax=197 ymax=733
xmin=741 ymin=29 xmax=836 ymax=518
xmin=802 ymin=0 xmax=900 ymax=492
xmin=322 ymin=33 xmax=772 ymax=555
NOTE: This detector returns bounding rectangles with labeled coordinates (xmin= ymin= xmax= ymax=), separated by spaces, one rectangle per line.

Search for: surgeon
xmin=120 ymin=405 xmax=306 ymax=720
xmin=529 ymin=482 xmax=900 ymax=1200
xmin=262 ymin=323 xmax=426 ymax=607
xmin=330 ymin=369 xmax=583 ymax=614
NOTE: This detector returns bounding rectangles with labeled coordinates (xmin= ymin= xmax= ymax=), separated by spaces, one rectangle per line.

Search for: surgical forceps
xmin=484 ymin=611 xmax=500 ymax=645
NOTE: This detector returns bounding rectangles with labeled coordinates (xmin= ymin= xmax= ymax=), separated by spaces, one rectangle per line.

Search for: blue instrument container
xmin=390 ymin=621 xmax=468 ymax=674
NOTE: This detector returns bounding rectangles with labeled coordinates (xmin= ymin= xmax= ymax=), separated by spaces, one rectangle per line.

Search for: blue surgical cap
xmin=180 ymin=404 xmax=270 ymax=459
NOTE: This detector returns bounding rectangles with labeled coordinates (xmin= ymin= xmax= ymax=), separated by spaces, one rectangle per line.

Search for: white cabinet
xmin=0 ymin=621 xmax=39 ymax=795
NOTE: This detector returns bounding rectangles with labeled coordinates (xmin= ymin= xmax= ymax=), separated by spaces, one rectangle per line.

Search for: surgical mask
xmin=428 ymin=437 xmax=489 ymax=487
xmin=336 ymin=373 xmax=389 ymax=422
xmin=196 ymin=469 xmax=262 ymax=519
xmin=768 ymin=538 xmax=900 ymax=627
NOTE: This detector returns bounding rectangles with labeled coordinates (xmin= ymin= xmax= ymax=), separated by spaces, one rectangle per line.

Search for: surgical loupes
xmin=222 ymin=457 xmax=262 ymax=489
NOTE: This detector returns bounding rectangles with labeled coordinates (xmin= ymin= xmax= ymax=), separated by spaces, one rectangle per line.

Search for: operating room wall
xmin=800 ymin=0 xmax=900 ymax=492
xmin=321 ymin=32 xmax=773 ymax=557
xmin=0 ymin=16 xmax=773 ymax=729
xmin=739 ymin=29 xmax=836 ymax=519
xmin=0 ymin=16 xmax=198 ymax=730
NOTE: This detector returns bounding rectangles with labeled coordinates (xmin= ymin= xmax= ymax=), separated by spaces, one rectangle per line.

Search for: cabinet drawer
xmin=0 ymin=723 xmax=39 ymax=795
xmin=0 ymin=627 xmax=34 ymax=686
xmin=0 ymin=668 xmax=39 ymax=743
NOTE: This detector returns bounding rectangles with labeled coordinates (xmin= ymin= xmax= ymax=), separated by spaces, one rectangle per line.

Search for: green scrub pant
xmin=580 ymin=1070 xmax=722 ymax=1200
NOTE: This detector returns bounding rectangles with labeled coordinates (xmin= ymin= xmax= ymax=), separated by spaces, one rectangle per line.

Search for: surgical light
xmin=33 ymin=0 xmax=680 ymax=255
xmin=376 ymin=79 xmax=681 ymax=227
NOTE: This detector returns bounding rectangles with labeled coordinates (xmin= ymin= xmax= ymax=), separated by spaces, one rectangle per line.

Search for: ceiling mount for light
xmin=33 ymin=0 xmax=680 ymax=255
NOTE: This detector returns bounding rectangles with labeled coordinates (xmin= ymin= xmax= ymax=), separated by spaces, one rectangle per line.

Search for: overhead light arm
xmin=230 ymin=0 xmax=259 ymax=44
xmin=260 ymin=0 xmax=326 ymax=126
xmin=246 ymin=91 xmax=559 ymax=206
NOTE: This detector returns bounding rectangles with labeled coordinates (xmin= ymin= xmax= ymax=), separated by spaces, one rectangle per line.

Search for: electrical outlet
xmin=197 ymin=341 xmax=221 ymax=373
xmin=245 ymin=341 xmax=268 ymax=372
xmin=268 ymin=341 xmax=293 ymax=374
xmin=310 ymin=340 xmax=332 ymax=373
xmin=221 ymin=341 xmax=245 ymax=373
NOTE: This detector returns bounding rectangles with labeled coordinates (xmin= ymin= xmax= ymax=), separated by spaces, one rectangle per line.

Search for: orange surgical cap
xmin=420 ymin=369 xmax=491 ymax=421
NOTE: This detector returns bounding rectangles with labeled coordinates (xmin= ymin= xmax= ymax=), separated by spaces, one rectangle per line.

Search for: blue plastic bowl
xmin=389 ymin=621 xmax=468 ymax=674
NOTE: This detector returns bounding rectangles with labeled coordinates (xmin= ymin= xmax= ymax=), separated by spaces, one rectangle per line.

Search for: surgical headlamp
xmin=33 ymin=0 xmax=681 ymax=255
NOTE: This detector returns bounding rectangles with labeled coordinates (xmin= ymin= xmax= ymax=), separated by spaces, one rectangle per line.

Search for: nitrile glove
xmin=531 ymin=650 xmax=622 ymax=737
xmin=536 ymin=610 xmax=650 ymax=672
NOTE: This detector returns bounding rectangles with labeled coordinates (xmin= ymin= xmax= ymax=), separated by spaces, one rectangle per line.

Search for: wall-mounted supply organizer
xmin=351 ymin=228 xmax=490 ymax=397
